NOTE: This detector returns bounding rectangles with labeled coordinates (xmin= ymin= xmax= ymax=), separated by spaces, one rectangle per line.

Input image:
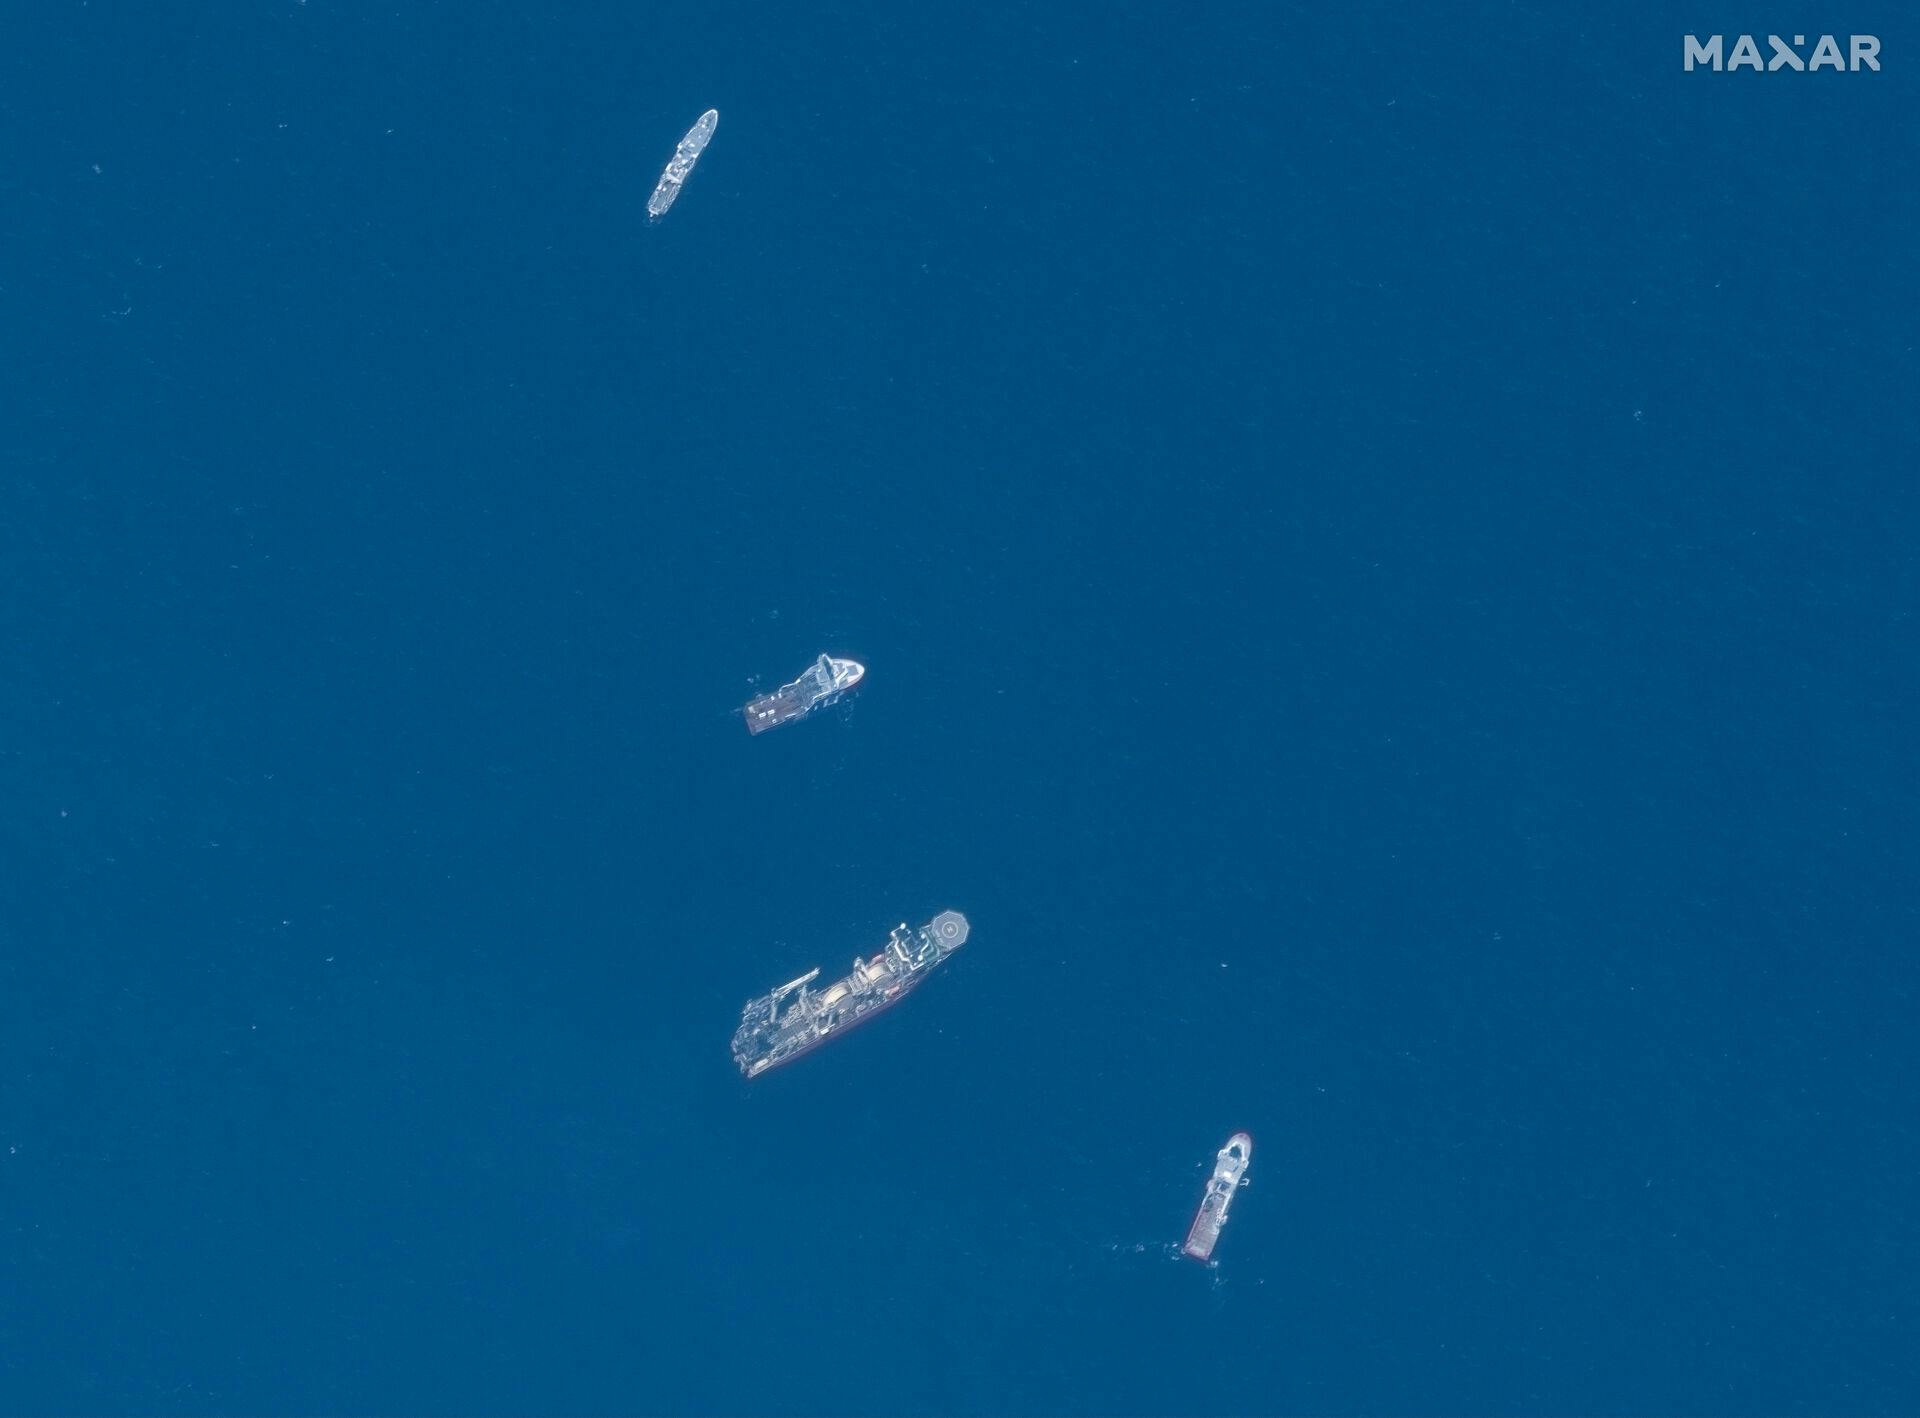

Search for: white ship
xmin=730 ymin=912 xmax=969 ymax=1077
xmin=647 ymin=109 xmax=718 ymax=222
xmin=1182 ymin=1132 xmax=1253 ymax=1262
xmin=742 ymin=654 xmax=864 ymax=735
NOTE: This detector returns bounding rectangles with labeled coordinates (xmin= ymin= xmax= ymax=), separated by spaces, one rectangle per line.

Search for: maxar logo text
xmin=1683 ymin=34 xmax=1881 ymax=70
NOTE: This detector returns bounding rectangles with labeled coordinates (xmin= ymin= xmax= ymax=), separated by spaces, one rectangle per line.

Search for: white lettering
xmin=1684 ymin=34 xmax=1723 ymax=70
xmin=1684 ymin=31 xmax=1881 ymax=75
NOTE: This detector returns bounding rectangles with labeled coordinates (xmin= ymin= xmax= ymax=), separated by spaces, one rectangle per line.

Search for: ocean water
xmin=4 ymin=2 xmax=1916 ymax=1414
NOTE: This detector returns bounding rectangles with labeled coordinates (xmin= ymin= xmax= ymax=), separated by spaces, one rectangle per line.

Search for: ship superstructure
xmin=731 ymin=911 xmax=968 ymax=1077
xmin=1182 ymin=1132 xmax=1253 ymax=1262
xmin=742 ymin=654 xmax=865 ymax=735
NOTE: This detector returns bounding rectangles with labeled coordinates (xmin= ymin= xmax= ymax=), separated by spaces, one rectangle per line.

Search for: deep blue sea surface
xmin=5 ymin=2 xmax=1917 ymax=1414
